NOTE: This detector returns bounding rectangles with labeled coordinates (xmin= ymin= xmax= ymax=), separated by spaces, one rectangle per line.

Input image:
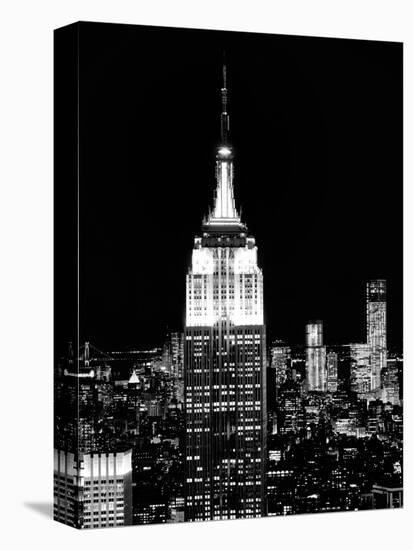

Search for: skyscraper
xmin=366 ymin=280 xmax=387 ymax=390
xmin=326 ymin=351 xmax=338 ymax=393
xmin=54 ymin=344 xmax=133 ymax=529
xmin=54 ymin=449 xmax=133 ymax=529
xmin=305 ymin=321 xmax=327 ymax=392
xmin=271 ymin=340 xmax=291 ymax=389
xmin=184 ymin=64 xmax=267 ymax=521
xmin=381 ymin=357 xmax=401 ymax=406
xmin=349 ymin=343 xmax=373 ymax=397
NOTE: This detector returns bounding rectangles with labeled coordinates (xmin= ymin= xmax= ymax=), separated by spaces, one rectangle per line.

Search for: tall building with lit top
xmin=184 ymin=65 xmax=267 ymax=521
xmin=305 ymin=321 xmax=327 ymax=392
xmin=366 ymin=280 xmax=387 ymax=390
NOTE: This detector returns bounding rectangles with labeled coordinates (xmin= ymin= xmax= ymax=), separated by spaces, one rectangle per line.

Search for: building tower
xmin=366 ymin=280 xmax=387 ymax=390
xmin=54 ymin=344 xmax=132 ymax=529
xmin=326 ymin=351 xmax=338 ymax=393
xmin=305 ymin=321 xmax=327 ymax=391
xmin=184 ymin=63 xmax=267 ymax=521
xmin=54 ymin=448 xmax=133 ymax=529
xmin=271 ymin=340 xmax=291 ymax=390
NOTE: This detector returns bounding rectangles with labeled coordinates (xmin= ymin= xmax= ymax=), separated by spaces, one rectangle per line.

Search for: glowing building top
xmin=184 ymin=63 xmax=267 ymax=521
xmin=186 ymin=63 xmax=264 ymax=328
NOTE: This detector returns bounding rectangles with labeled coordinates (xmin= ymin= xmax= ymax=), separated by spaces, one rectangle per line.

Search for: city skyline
xmin=54 ymin=22 xmax=403 ymax=529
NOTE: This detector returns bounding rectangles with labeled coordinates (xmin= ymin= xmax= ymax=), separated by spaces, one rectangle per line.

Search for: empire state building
xmin=184 ymin=65 xmax=267 ymax=521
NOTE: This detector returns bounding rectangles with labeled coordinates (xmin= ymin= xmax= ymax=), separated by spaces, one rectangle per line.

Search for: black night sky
xmin=59 ymin=22 xmax=402 ymax=352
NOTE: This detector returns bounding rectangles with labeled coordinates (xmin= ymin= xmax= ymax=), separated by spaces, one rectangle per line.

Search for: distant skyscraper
xmin=184 ymin=64 xmax=267 ymax=521
xmin=366 ymin=280 xmax=387 ymax=390
xmin=326 ymin=351 xmax=338 ymax=393
xmin=381 ymin=357 xmax=401 ymax=406
xmin=349 ymin=343 xmax=373 ymax=397
xmin=271 ymin=341 xmax=291 ymax=389
xmin=305 ymin=321 xmax=327 ymax=391
xmin=161 ymin=331 xmax=184 ymax=401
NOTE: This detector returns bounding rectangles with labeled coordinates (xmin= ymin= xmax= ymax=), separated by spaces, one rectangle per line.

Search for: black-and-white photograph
xmin=54 ymin=22 xmax=403 ymax=529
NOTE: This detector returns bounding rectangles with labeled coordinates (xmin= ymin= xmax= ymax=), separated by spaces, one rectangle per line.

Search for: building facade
xmin=305 ymin=321 xmax=327 ymax=392
xmin=184 ymin=66 xmax=267 ymax=521
xmin=54 ymin=449 xmax=133 ymax=529
xmin=366 ymin=279 xmax=387 ymax=390
xmin=271 ymin=341 xmax=291 ymax=389
xmin=349 ymin=343 xmax=373 ymax=397
xmin=381 ymin=357 xmax=401 ymax=406
xmin=372 ymin=484 xmax=403 ymax=509
xmin=326 ymin=351 xmax=338 ymax=393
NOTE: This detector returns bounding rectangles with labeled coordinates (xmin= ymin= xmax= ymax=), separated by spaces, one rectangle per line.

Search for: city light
xmin=218 ymin=146 xmax=231 ymax=157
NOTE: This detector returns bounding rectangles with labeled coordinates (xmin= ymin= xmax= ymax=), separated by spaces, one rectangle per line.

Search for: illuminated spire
xmin=220 ymin=60 xmax=229 ymax=145
xmin=205 ymin=58 xmax=242 ymax=227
